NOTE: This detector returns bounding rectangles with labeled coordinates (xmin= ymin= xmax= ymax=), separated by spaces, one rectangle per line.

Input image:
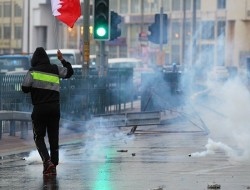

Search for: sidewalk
xmin=0 ymin=126 xmax=84 ymax=156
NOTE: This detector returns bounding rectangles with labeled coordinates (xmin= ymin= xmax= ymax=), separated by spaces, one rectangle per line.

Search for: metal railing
xmin=0 ymin=68 xmax=134 ymax=117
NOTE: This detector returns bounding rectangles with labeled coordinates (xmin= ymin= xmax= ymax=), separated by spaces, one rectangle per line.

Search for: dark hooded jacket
xmin=21 ymin=47 xmax=74 ymax=105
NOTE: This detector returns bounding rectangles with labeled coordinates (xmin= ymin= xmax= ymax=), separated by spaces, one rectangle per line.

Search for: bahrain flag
xmin=51 ymin=0 xmax=81 ymax=28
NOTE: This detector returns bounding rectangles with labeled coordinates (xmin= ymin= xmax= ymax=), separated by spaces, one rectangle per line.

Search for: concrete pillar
xmin=9 ymin=120 xmax=15 ymax=136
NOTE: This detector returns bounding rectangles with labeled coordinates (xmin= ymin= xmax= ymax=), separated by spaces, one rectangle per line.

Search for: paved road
xmin=0 ymin=107 xmax=250 ymax=190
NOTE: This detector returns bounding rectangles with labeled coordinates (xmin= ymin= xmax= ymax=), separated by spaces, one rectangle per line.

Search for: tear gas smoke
xmin=189 ymin=74 xmax=250 ymax=161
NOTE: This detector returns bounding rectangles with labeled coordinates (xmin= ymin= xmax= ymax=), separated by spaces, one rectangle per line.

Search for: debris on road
xmin=207 ymin=183 xmax=221 ymax=189
xmin=117 ymin=150 xmax=128 ymax=152
xmin=149 ymin=185 xmax=165 ymax=190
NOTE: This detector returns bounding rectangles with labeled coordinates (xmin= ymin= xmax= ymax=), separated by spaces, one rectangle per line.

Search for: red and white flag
xmin=51 ymin=0 xmax=81 ymax=28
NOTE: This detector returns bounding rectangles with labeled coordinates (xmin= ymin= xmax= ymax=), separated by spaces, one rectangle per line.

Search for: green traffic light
xmin=96 ymin=27 xmax=107 ymax=37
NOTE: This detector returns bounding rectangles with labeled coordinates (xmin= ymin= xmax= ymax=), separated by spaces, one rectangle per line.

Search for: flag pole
xmin=53 ymin=17 xmax=59 ymax=49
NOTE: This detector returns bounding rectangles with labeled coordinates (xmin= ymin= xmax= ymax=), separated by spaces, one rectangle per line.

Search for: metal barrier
xmin=0 ymin=111 xmax=31 ymax=140
xmin=92 ymin=111 xmax=161 ymax=135
xmin=0 ymin=68 xmax=134 ymax=118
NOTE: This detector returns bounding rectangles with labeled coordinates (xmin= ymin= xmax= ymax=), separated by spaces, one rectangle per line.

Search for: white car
xmin=46 ymin=49 xmax=82 ymax=65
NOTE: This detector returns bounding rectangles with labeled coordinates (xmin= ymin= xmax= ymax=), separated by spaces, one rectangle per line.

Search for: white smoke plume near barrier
xmin=190 ymin=77 xmax=250 ymax=161
xmin=191 ymin=138 xmax=236 ymax=158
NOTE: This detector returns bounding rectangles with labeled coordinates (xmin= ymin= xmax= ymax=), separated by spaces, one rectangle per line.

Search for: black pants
xmin=32 ymin=103 xmax=60 ymax=166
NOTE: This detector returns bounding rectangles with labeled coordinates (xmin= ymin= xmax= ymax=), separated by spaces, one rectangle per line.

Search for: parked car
xmin=46 ymin=49 xmax=82 ymax=65
xmin=0 ymin=55 xmax=31 ymax=75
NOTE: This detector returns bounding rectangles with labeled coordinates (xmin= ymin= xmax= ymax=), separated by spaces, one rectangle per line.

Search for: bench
xmin=92 ymin=111 xmax=161 ymax=135
xmin=0 ymin=111 xmax=31 ymax=140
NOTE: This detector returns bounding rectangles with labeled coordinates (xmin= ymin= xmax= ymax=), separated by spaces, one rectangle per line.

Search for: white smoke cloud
xmin=190 ymin=77 xmax=250 ymax=161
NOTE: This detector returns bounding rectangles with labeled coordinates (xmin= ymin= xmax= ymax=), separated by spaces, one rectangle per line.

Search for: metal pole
xmin=83 ymin=0 xmax=90 ymax=76
xmin=99 ymin=41 xmax=106 ymax=77
xmin=28 ymin=0 xmax=30 ymax=54
xmin=160 ymin=0 xmax=163 ymax=51
xmin=182 ymin=0 xmax=186 ymax=65
xmin=192 ymin=0 xmax=197 ymax=65
xmin=141 ymin=0 xmax=144 ymax=33
xmin=9 ymin=0 xmax=13 ymax=53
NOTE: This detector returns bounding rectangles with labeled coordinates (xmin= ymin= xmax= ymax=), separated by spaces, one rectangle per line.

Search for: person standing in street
xmin=22 ymin=47 xmax=74 ymax=176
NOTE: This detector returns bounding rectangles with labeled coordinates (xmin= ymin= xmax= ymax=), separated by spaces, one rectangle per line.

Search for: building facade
xmin=0 ymin=0 xmax=23 ymax=54
xmin=1 ymin=0 xmax=250 ymax=73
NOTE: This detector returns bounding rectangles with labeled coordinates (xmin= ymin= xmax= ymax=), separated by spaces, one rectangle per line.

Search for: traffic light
xmin=148 ymin=13 xmax=168 ymax=44
xmin=148 ymin=23 xmax=158 ymax=44
xmin=93 ymin=0 xmax=110 ymax=40
xmin=110 ymin=11 xmax=122 ymax=41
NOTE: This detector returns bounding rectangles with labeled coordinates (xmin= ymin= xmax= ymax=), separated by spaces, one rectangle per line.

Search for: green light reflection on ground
xmin=94 ymin=149 xmax=113 ymax=190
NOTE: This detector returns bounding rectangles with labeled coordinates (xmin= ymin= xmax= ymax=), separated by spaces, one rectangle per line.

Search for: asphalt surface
xmin=0 ymin=106 xmax=250 ymax=190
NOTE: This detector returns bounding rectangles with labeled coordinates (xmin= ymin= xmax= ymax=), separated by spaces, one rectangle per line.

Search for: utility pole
xmin=182 ymin=0 xmax=186 ymax=65
xmin=28 ymin=0 xmax=30 ymax=54
xmin=192 ymin=0 xmax=197 ymax=66
xmin=159 ymin=0 xmax=164 ymax=66
xmin=83 ymin=0 xmax=90 ymax=76
xmin=159 ymin=0 xmax=163 ymax=51
xmin=98 ymin=41 xmax=107 ymax=77
xmin=140 ymin=0 xmax=144 ymax=33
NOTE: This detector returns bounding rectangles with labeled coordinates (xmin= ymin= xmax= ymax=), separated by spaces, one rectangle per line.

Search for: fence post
xmin=0 ymin=120 xmax=2 ymax=140
xmin=21 ymin=121 xmax=28 ymax=139
xmin=9 ymin=120 xmax=15 ymax=136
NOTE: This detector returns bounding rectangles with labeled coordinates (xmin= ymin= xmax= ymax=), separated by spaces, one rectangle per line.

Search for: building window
xmin=110 ymin=0 xmax=117 ymax=11
xmin=120 ymin=0 xmax=128 ymax=14
xmin=3 ymin=25 xmax=11 ymax=38
xmin=217 ymin=0 xmax=226 ymax=9
xmin=201 ymin=21 xmax=215 ymax=40
xmin=0 ymin=4 xmax=2 ymax=17
xmin=131 ymin=0 xmax=140 ymax=14
xmin=13 ymin=48 xmax=22 ymax=53
xmin=0 ymin=26 xmax=2 ymax=39
xmin=172 ymin=21 xmax=181 ymax=41
xmin=185 ymin=0 xmax=192 ymax=10
xmin=217 ymin=20 xmax=226 ymax=37
xmin=14 ymin=3 xmax=22 ymax=17
xmin=144 ymin=0 xmax=151 ymax=13
xmin=14 ymin=25 xmax=22 ymax=39
xmin=172 ymin=0 xmax=181 ymax=11
xmin=3 ymin=2 xmax=11 ymax=17
xmin=196 ymin=0 xmax=201 ymax=10
xmin=163 ymin=0 xmax=170 ymax=11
